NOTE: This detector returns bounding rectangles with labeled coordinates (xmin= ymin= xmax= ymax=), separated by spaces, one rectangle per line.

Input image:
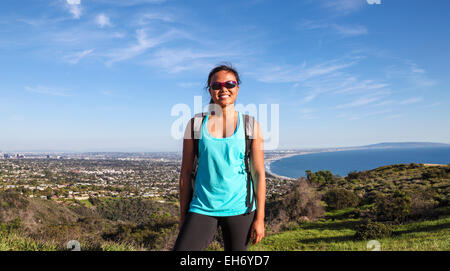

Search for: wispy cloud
xmin=25 ymin=85 xmax=72 ymax=97
xmin=299 ymin=20 xmax=368 ymax=37
xmin=96 ymin=13 xmax=112 ymax=28
xmin=332 ymin=79 xmax=388 ymax=95
xmin=147 ymin=48 xmax=239 ymax=73
xmin=385 ymin=61 xmax=437 ymax=88
xmin=321 ymin=0 xmax=365 ymax=15
xmin=93 ymin=0 xmax=166 ymax=6
xmin=105 ymin=28 xmax=182 ymax=65
xmin=372 ymin=99 xmax=395 ymax=107
xmin=136 ymin=12 xmax=174 ymax=25
xmin=335 ymin=91 xmax=389 ymax=109
xmin=399 ymin=97 xmax=423 ymax=105
xmin=256 ymin=58 xmax=358 ymax=83
xmin=66 ymin=0 xmax=82 ymax=19
xmin=63 ymin=49 xmax=94 ymax=64
xmin=422 ymin=102 xmax=441 ymax=108
xmin=332 ymin=24 xmax=368 ymax=36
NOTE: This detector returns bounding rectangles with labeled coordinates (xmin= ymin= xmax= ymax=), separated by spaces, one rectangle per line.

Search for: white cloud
xmin=331 ymin=24 xmax=368 ymax=36
xmin=321 ymin=0 xmax=365 ymax=15
xmin=372 ymin=99 xmax=395 ymax=107
xmin=367 ymin=0 xmax=382 ymax=5
xmin=66 ymin=0 xmax=82 ymax=19
xmin=96 ymin=14 xmax=112 ymax=28
xmin=93 ymin=0 xmax=165 ymax=6
xmin=136 ymin=12 xmax=174 ymax=25
xmin=106 ymin=29 xmax=182 ymax=65
xmin=148 ymin=48 xmax=238 ymax=73
xmin=299 ymin=20 xmax=368 ymax=37
xmin=385 ymin=61 xmax=437 ymax=88
xmin=300 ymin=93 xmax=318 ymax=104
xmin=256 ymin=58 xmax=358 ymax=83
xmin=63 ymin=49 xmax=94 ymax=64
xmin=332 ymin=79 xmax=388 ymax=94
xmin=399 ymin=97 xmax=423 ymax=105
xmin=335 ymin=91 xmax=389 ymax=109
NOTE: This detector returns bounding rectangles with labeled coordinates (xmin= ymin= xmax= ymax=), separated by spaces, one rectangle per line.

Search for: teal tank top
xmin=189 ymin=111 xmax=257 ymax=216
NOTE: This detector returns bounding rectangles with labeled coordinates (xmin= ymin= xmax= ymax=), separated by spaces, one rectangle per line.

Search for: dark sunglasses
xmin=210 ymin=80 xmax=238 ymax=91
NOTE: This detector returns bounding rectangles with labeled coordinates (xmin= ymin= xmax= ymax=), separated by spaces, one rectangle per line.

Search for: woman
xmin=173 ymin=64 xmax=266 ymax=251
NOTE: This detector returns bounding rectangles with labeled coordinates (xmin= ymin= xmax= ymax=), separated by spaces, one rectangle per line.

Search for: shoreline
xmin=264 ymin=151 xmax=320 ymax=180
xmin=264 ymin=150 xmax=450 ymax=180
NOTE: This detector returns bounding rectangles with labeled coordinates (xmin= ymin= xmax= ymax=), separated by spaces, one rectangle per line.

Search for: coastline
xmin=264 ymin=151 xmax=318 ymax=180
xmin=264 ymin=150 xmax=450 ymax=180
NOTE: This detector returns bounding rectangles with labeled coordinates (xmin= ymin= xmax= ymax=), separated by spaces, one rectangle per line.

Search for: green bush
xmin=0 ymin=218 xmax=23 ymax=234
xmin=375 ymin=191 xmax=412 ymax=223
xmin=323 ymin=188 xmax=360 ymax=210
xmin=354 ymin=220 xmax=393 ymax=240
xmin=306 ymin=170 xmax=335 ymax=185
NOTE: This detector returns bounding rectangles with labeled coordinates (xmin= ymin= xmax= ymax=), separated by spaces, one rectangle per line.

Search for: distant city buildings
xmin=1 ymin=153 xmax=25 ymax=159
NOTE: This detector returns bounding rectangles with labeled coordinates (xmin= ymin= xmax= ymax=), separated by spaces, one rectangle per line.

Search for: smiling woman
xmin=205 ymin=64 xmax=242 ymax=105
xmin=173 ymin=63 xmax=266 ymax=251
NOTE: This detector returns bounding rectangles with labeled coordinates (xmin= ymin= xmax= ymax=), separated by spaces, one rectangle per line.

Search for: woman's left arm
xmin=250 ymin=120 xmax=266 ymax=245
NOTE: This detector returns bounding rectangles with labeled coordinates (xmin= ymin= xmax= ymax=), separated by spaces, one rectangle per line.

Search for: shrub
xmin=0 ymin=218 xmax=23 ymax=234
xmin=421 ymin=167 xmax=450 ymax=179
xmin=375 ymin=191 xmax=411 ymax=223
xmin=346 ymin=171 xmax=359 ymax=181
xmin=323 ymin=188 xmax=360 ymax=210
xmin=306 ymin=170 xmax=335 ymax=185
xmin=282 ymin=179 xmax=325 ymax=220
xmin=354 ymin=220 xmax=393 ymax=240
xmin=266 ymin=179 xmax=324 ymax=232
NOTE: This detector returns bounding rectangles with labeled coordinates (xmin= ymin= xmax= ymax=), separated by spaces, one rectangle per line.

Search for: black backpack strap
xmin=243 ymin=114 xmax=256 ymax=214
xmin=190 ymin=112 xmax=207 ymax=196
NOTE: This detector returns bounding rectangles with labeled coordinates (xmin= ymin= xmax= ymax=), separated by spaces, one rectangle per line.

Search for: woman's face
xmin=209 ymin=70 xmax=239 ymax=107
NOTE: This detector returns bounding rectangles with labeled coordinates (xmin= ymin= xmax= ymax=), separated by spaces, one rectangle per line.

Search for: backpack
xmin=190 ymin=111 xmax=257 ymax=214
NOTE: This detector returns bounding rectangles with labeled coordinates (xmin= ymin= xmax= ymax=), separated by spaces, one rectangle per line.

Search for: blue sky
xmin=0 ymin=0 xmax=449 ymax=152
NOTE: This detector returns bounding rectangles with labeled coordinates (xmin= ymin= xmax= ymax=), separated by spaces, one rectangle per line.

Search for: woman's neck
xmin=211 ymin=104 xmax=236 ymax=119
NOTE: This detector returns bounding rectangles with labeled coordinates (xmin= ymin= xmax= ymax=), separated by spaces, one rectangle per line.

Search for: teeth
xmin=219 ymin=95 xmax=229 ymax=98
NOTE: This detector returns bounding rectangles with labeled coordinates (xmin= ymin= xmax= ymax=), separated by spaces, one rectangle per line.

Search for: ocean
xmin=270 ymin=147 xmax=450 ymax=179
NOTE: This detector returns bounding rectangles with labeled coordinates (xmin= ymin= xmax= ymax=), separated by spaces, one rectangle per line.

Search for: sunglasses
xmin=209 ymin=80 xmax=238 ymax=91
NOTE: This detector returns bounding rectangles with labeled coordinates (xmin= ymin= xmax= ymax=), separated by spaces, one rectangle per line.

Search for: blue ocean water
xmin=270 ymin=147 xmax=450 ymax=178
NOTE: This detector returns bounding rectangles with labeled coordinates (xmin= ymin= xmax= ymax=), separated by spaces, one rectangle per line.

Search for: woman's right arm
xmin=178 ymin=118 xmax=195 ymax=228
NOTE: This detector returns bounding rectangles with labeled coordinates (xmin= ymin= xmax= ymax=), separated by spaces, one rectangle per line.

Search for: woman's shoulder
xmin=240 ymin=113 xmax=260 ymax=138
xmin=184 ymin=112 xmax=208 ymax=140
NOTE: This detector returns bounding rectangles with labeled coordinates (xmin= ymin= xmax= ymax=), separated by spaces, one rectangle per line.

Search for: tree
xmin=323 ymin=188 xmax=360 ymax=210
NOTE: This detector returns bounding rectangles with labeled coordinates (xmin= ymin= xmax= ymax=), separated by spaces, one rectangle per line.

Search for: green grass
xmin=248 ymin=214 xmax=450 ymax=251
xmin=0 ymin=233 xmax=58 ymax=251
xmin=0 ymin=232 xmax=143 ymax=251
xmin=78 ymin=199 xmax=93 ymax=208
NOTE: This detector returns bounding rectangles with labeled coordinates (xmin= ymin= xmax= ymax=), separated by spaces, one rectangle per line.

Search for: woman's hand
xmin=250 ymin=219 xmax=265 ymax=245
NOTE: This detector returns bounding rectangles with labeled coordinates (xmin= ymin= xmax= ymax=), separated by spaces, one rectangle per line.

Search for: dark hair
xmin=205 ymin=63 xmax=241 ymax=104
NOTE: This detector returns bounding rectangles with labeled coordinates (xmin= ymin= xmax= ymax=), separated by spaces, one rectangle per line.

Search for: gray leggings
xmin=173 ymin=211 xmax=255 ymax=251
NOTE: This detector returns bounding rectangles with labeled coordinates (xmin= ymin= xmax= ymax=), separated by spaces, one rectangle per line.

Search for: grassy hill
xmin=248 ymin=206 xmax=450 ymax=251
xmin=0 ymin=193 xmax=178 ymax=251
xmin=1 ymin=163 xmax=449 ymax=251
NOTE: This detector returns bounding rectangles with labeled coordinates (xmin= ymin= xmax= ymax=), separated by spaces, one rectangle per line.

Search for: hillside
xmin=1 ymin=163 xmax=449 ymax=251
xmin=232 ymin=163 xmax=450 ymax=251
xmin=0 ymin=194 xmax=178 ymax=251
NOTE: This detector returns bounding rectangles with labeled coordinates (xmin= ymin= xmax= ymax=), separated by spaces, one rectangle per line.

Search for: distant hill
xmin=358 ymin=142 xmax=450 ymax=149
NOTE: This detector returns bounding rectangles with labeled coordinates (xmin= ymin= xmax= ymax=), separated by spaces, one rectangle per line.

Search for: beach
xmin=264 ymin=151 xmax=317 ymax=180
